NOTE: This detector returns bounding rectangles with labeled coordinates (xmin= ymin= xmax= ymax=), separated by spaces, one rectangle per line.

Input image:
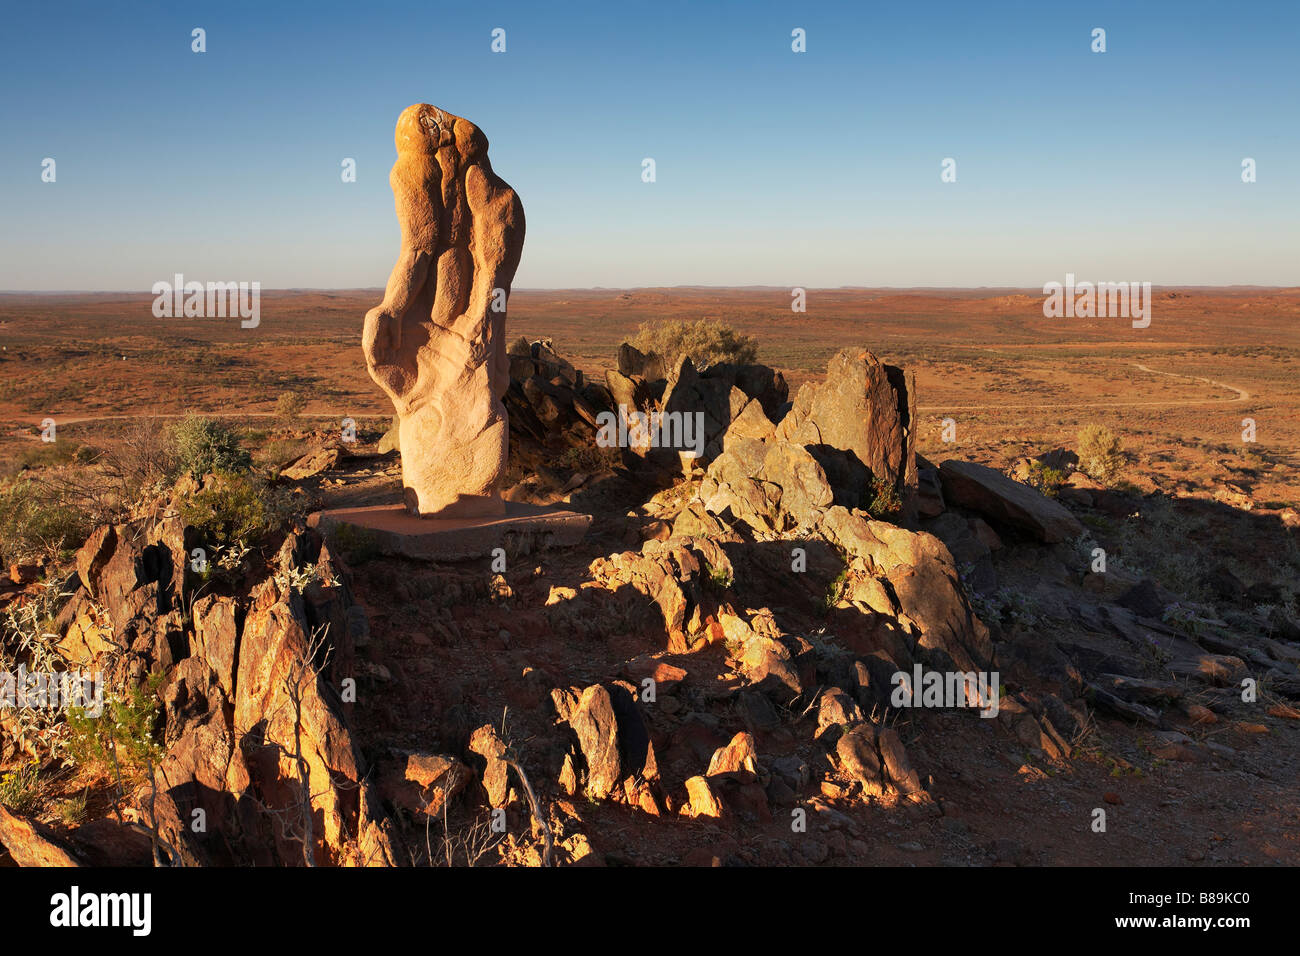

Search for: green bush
xmin=171 ymin=414 xmax=251 ymax=477
xmin=65 ymin=674 xmax=165 ymax=778
xmin=0 ymin=478 xmax=92 ymax=565
xmin=822 ymin=567 xmax=850 ymax=612
xmin=1025 ymin=460 xmax=1068 ymax=497
xmin=865 ymin=476 xmax=903 ymax=519
xmin=178 ymin=470 xmax=280 ymax=548
xmin=1077 ymin=424 xmax=1124 ymax=483
xmin=631 ymin=318 xmax=758 ymax=370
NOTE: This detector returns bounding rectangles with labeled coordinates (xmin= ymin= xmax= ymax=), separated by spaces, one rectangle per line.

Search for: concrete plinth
xmin=308 ymin=501 xmax=592 ymax=562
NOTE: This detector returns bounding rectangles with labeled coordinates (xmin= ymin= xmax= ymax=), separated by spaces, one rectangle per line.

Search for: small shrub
xmin=102 ymin=416 xmax=181 ymax=490
xmin=57 ymin=792 xmax=88 ymax=825
xmin=706 ymin=564 xmax=734 ymax=590
xmin=969 ymin=586 xmax=1042 ymax=632
xmin=274 ymin=391 xmax=308 ymax=426
xmin=255 ymin=437 xmax=308 ymax=471
xmin=631 ymin=318 xmax=758 ymax=370
xmin=0 ymin=761 xmax=45 ymax=815
xmin=0 ymin=479 xmax=91 ymax=565
xmin=1077 ymin=424 xmax=1124 ymax=483
xmin=554 ymin=442 xmax=621 ymax=474
xmin=822 ymin=567 xmax=850 ymax=612
xmin=178 ymin=471 xmax=282 ymax=548
xmin=1025 ymin=461 xmax=1068 ymax=497
xmin=171 ymin=414 xmax=251 ymax=477
xmin=865 ymin=476 xmax=903 ymax=519
xmin=15 ymin=442 xmax=79 ymax=471
xmin=65 ymin=674 xmax=165 ymax=779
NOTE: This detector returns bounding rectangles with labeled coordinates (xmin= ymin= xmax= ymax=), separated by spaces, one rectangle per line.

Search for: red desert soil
xmin=1 ymin=287 xmax=1297 ymax=866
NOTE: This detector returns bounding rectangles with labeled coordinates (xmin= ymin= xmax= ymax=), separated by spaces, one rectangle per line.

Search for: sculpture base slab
xmin=308 ymin=502 xmax=592 ymax=562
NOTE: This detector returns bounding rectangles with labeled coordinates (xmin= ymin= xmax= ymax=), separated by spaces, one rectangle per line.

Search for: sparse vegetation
xmin=65 ymin=674 xmax=165 ymax=781
xmin=1113 ymin=495 xmax=1209 ymax=600
xmin=1025 ymin=460 xmax=1068 ymax=497
xmin=172 ymin=414 xmax=252 ymax=477
xmin=705 ymin=564 xmax=734 ymax=590
xmin=0 ymin=761 xmax=45 ymax=815
xmin=822 ymin=567 xmax=850 ymax=612
xmin=865 ymin=476 xmax=903 ymax=519
xmin=57 ymin=791 xmax=88 ymax=825
xmin=275 ymin=390 xmax=308 ymax=426
xmin=554 ymin=442 xmax=620 ymax=474
xmin=1077 ymin=424 xmax=1124 ymax=483
xmin=0 ymin=478 xmax=92 ymax=565
xmin=178 ymin=470 xmax=287 ymax=549
xmin=0 ymin=579 xmax=81 ymax=755
xmin=631 ymin=317 xmax=758 ymax=370
xmin=969 ymin=586 xmax=1042 ymax=632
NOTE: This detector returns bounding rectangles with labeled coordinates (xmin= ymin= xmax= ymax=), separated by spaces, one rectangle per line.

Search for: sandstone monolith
xmin=363 ymin=103 xmax=525 ymax=516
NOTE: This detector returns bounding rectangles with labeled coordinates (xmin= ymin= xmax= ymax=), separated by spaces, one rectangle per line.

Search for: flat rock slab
xmin=308 ymin=502 xmax=591 ymax=562
xmin=938 ymin=459 xmax=1084 ymax=544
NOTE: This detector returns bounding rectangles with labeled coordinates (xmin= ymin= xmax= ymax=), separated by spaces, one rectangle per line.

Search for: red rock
xmin=682 ymin=775 xmax=726 ymax=819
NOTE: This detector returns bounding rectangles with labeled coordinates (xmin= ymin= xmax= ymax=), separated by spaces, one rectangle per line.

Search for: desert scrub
xmin=822 ymin=567 xmax=850 ymax=612
xmin=865 ymin=476 xmax=903 ymax=519
xmin=1 ymin=580 xmax=80 ymax=753
xmin=1076 ymin=424 xmax=1124 ymax=483
xmin=631 ymin=317 xmax=758 ymax=370
xmin=57 ymin=791 xmax=88 ymax=825
xmin=0 ymin=760 xmax=45 ymax=815
xmin=1113 ymin=495 xmax=1209 ymax=600
xmin=65 ymin=674 xmax=165 ymax=780
xmin=1024 ymin=460 xmax=1067 ymax=497
xmin=178 ymin=470 xmax=289 ymax=548
xmin=969 ymin=586 xmax=1042 ymax=632
xmin=171 ymin=414 xmax=252 ymax=477
xmin=554 ymin=441 xmax=621 ymax=473
xmin=0 ymin=477 xmax=91 ymax=564
xmin=1161 ymin=601 xmax=1217 ymax=636
xmin=705 ymin=564 xmax=734 ymax=590
xmin=255 ymin=437 xmax=308 ymax=472
xmin=274 ymin=390 xmax=308 ymax=426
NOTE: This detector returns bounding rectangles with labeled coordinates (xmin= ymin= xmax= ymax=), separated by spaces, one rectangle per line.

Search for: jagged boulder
xmin=776 ymin=348 xmax=917 ymax=511
xmin=552 ymin=682 xmax=658 ymax=803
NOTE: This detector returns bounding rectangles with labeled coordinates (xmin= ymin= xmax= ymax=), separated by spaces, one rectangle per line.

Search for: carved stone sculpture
xmin=363 ymin=104 xmax=525 ymax=516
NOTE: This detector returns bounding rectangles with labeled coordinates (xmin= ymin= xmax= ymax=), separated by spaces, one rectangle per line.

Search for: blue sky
xmin=1 ymin=0 xmax=1296 ymax=290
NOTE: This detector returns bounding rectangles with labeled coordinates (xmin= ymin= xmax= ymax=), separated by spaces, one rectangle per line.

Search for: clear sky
xmin=1 ymin=0 xmax=1296 ymax=290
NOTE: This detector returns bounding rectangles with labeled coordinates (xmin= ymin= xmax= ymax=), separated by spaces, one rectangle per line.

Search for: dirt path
xmin=3 ymin=362 xmax=1251 ymax=427
xmin=6 ymin=410 xmax=387 ymax=428
xmin=916 ymin=362 xmax=1250 ymax=412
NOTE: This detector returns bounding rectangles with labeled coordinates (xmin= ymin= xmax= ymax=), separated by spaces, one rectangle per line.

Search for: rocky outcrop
xmin=697 ymin=348 xmax=918 ymax=527
xmin=44 ymin=511 xmax=400 ymax=867
xmin=0 ymin=806 xmax=83 ymax=867
xmin=776 ymin=348 xmax=917 ymax=510
xmin=601 ymin=346 xmax=789 ymax=475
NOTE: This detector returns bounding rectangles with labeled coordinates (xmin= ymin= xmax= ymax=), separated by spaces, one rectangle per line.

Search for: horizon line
xmin=2 ymin=284 xmax=1298 ymax=296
